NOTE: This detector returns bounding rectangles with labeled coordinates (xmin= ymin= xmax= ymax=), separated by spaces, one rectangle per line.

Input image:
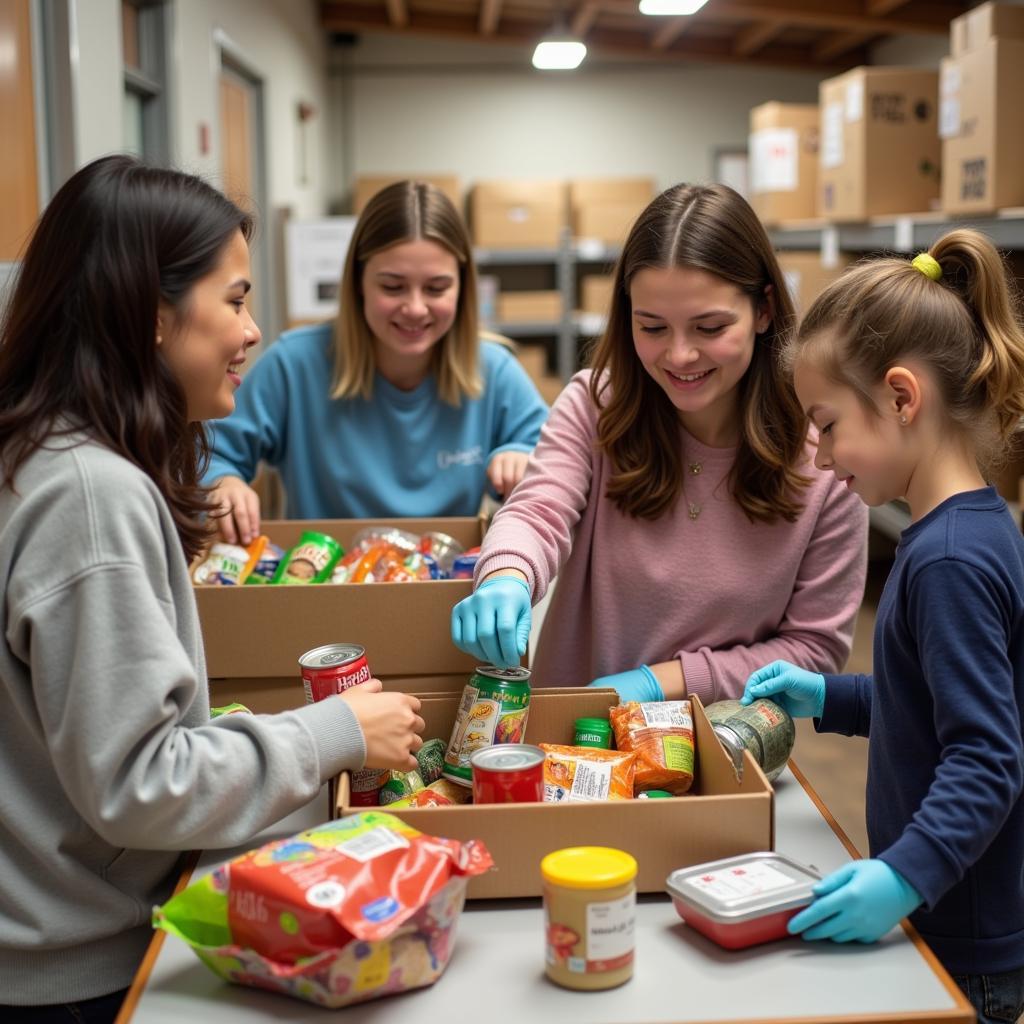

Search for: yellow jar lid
xmin=541 ymin=846 xmax=638 ymax=890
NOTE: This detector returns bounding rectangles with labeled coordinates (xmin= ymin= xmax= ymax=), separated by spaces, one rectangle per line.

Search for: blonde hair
xmin=332 ymin=180 xmax=481 ymax=405
xmin=790 ymin=229 xmax=1024 ymax=474
xmin=588 ymin=182 xmax=809 ymax=524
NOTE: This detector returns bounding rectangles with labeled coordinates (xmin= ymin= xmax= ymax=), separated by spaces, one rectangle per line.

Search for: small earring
xmin=899 ymin=414 xmax=907 ymax=425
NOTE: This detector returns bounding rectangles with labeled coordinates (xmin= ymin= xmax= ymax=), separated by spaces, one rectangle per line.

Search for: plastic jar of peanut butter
xmin=540 ymin=846 xmax=637 ymax=991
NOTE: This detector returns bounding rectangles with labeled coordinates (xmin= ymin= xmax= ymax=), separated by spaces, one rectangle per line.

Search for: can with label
xmin=272 ymin=530 xmax=343 ymax=584
xmin=573 ymin=716 xmax=613 ymax=749
xmin=348 ymin=768 xmax=388 ymax=807
xmin=471 ymin=743 xmax=545 ymax=804
xmin=442 ymin=666 xmax=531 ymax=786
xmin=299 ymin=643 xmax=372 ymax=704
xmin=704 ymin=698 xmax=796 ymax=781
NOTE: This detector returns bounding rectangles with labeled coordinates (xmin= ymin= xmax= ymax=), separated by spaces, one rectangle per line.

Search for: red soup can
xmin=470 ymin=743 xmax=545 ymax=804
xmin=299 ymin=643 xmax=372 ymax=704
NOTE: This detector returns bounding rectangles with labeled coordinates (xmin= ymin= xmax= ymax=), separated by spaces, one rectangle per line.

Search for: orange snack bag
xmin=539 ymin=744 xmax=636 ymax=802
xmin=609 ymin=700 xmax=696 ymax=795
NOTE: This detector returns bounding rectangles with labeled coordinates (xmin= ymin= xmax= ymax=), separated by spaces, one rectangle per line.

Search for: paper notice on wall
xmin=845 ymin=80 xmax=864 ymax=123
xmin=822 ymin=102 xmax=844 ymax=169
xmin=285 ymin=217 xmax=357 ymax=322
xmin=749 ymin=127 xmax=799 ymax=193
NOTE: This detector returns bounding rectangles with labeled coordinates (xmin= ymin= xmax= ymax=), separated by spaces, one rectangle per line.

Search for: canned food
xmin=272 ymin=530 xmax=343 ymax=584
xmin=666 ymin=852 xmax=819 ymax=950
xmin=704 ymin=698 xmax=796 ymax=781
xmin=573 ymin=716 xmax=612 ymax=749
xmin=299 ymin=643 xmax=372 ymax=704
xmin=449 ymin=549 xmax=480 ymax=580
xmin=416 ymin=738 xmax=447 ymax=785
xmin=470 ymin=744 xmax=545 ymax=804
xmin=348 ymin=767 xmax=388 ymax=807
xmin=442 ymin=666 xmax=531 ymax=786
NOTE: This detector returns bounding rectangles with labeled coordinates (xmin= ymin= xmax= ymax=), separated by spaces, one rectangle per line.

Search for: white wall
xmin=329 ymin=34 xmax=821 ymax=208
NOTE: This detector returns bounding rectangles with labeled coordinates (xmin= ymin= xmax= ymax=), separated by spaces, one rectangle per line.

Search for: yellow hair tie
xmin=912 ymin=252 xmax=942 ymax=281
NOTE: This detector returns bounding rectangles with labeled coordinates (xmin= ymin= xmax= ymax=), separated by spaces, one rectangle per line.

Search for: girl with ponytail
xmin=742 ymin=229 xmax=1024 ymax=1023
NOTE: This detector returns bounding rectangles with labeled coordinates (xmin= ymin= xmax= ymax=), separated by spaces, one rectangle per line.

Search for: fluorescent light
xmin=532 ymin=39 xmax=587 ymax=70
xmin=639 ymin=0 xmax=709 ymax=14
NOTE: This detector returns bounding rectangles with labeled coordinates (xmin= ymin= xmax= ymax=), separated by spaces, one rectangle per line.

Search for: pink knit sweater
xmin=475 ymin=372 xmax=868 ymax=703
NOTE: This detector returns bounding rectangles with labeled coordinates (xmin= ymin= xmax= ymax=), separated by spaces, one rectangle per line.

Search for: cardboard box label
xmin=750 ymin=127 xmax=799 ymax=192
xmin=940 ymin=97 xmax=962 ymax=140
xmin=845 ymin=80 xmax=864 ymax=123
xmin=822 ymin=102 xmax=844 ymax=169
xmin=959 ymin=157 xmax=988 ymax=201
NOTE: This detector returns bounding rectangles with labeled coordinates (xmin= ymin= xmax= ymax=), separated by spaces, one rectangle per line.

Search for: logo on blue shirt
xmin=437 ymin=446 xmax=483 ymax=470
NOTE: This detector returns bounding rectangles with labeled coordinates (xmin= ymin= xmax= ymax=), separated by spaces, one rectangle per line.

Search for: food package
xmin=153 ymin=812 xmax=492 ymax=1008
xmin=192 ymin=536 xmax=268 ymax=585
xmin=609 ymin=701 xmax=696 ymax=794
xmin=387 ymin=778 xmax=472 ymax=809
xmin=539 ymin=744 xmax=637 ymax=802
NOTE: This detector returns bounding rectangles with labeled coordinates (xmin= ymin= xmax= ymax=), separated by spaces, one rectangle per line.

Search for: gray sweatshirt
xmin=0 ymin=433 xmax=366 ymax=1004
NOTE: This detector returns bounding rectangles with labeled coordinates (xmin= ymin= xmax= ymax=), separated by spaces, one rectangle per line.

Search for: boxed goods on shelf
xmin=496 ymin=290 xmax=562 ymax=323
xmin=777 ymin=251 xmax=854 ymax=316
xmin=569 ymin=177 xmax=655 ymax=247
xmin=579 ymin=274 xmax=615 ymax=316
xmin=950 ymin=0 xmax=1024 ymax=57
xmin=749 ymin=102 xmax=819 ymax=225
xmin=352 ymin=173 xmax=461 ymax=213
xmin=470 ymin=180 xmax=567 ymax=249
xmin=817 ymin=67 xmax=939 ymax=222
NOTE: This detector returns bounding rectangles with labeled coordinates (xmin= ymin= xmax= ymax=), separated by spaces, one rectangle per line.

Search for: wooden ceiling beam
xmin=651 ymin=17 xmax=690 ymax=50
xmin=733 ymin=21 xmax=783 ymax=56
xmin=814 ymin=29 xmax=875 ymax=61
xmin=866 ymin=0 xmax=912 ymax=14
xmin=479 ymin=0 xmax=502 ymax=35
xmin=384 ymin=0 xmax=408 ymax=28
xmin=571 ymin=2 xmax=601 ymax=38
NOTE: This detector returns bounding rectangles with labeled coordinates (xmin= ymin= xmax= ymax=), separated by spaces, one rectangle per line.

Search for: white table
xmin=117 ymin=764 xmax=974 ymax=1024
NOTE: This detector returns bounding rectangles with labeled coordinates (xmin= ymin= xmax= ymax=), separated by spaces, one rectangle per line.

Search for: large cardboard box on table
xmin=817 ymin=67 xmax=940 ymax=222
xmin=352 ymin=174 xmax=461 ymax=214
xmin=335 ymin=688 xmax=774 ymax=900
xmin=569 ymin=177 xmax=655 ymax=247
xmin=940 ymin=36 xmax=1024 ymax=214
xmin=950 ymin=0 xmax=1024 ymax=57
xmin=197 ymin=517 xmax=485 ymax=711
xmin=470 ymin=180 xmax=566 ymax=249
xmin=749 ymin=102 xmax=819 ymax=225
xmin=777 ymin=250 xmax=854 ymax=316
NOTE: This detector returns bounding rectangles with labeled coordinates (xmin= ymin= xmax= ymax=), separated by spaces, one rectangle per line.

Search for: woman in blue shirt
xmin=205 ymin=181 xmax=549 ymax=543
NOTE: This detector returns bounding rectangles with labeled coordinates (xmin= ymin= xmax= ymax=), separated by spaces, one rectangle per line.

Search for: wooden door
xmin=218 ymin=70 xmax=254 ymax=211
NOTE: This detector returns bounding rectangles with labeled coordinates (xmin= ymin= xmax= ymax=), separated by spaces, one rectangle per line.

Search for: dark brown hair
xmin=790 ymin=229 xmax=1024 ymax=475
xmin=332 ymin=180 xmax=480 ymax=405
xmin=0 ymin=155 xmax=253 ymax=560
xmin=589 ymin=182 xmax=808 ymax=523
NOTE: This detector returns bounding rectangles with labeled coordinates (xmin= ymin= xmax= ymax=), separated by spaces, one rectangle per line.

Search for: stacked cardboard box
xmin=470 ymin=180 xmax=567 ymax=249
xmin=777 ymin=251 xmax=854 ymax=317
xmin=352 ymin=174 xmax=461 ymax=214
xmin=496 ymin=290 xmax=562 ymax=323
xmin=940 ymin=2 xmax=1024 ymax=215
xmin=569 ymin=177 xmax=655 ymax=247
xmin=749 ymin=103 xmax=819 ymax=225
xmin=817 ymin=67 xmax=940 ymax=221
xmin=579 ymin=274 xmax=615 ymax=317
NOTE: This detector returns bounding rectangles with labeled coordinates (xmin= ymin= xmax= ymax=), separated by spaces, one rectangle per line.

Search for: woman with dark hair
xmin=205 ymin=179 xmax=549 ymax=545
xmin=452 ymin=183 xmax=868 ymax=703
xmin=0 ymin=155 xmax=424 ymax=1023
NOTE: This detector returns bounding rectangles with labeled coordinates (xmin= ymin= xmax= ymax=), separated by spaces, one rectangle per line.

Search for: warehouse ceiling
xmin=320 ymin=0 xmax=969 ymax=71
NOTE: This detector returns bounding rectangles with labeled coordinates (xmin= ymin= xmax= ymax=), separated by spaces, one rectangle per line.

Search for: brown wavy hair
xmin=0 ymin=155 xmax=253 ymax=560
xmin=332 ymin=180 xmax=480 ymax=406
xmin=589 ymin=182 xmax=809 ymax=523
xmin=789 ymin=229 xmax=1024 ymax=475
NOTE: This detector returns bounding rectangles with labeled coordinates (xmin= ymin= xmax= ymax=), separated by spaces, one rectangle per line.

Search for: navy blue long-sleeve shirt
xmin=819 ymin=487 xmax=1024 ymax=975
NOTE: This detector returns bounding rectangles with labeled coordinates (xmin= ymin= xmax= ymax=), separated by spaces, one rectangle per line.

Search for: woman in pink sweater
xmin=451 ymin=183 xmax=867 ymax=703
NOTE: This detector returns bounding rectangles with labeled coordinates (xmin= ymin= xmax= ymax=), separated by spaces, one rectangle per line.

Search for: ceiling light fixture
xmin=638 ymin=0 xmax=710 ymax=14
xmin=532 ymin=1 xmax=587 ymax=70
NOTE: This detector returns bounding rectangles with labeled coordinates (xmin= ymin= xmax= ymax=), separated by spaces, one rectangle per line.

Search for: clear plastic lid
xmin=666 ymin=852 xmax=820 ymax=923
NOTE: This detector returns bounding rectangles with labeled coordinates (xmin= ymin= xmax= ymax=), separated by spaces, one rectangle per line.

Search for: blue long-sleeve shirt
xmin=203 ymin=324 xmax=549 ymax=518
xmin=818 ymin=487 xmax=1024 ymax=975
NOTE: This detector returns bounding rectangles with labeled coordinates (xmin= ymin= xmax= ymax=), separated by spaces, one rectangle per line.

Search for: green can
xmin=416 ymin=737 xmax=447 ymax=785
xmin=271 ymin=530 xmax=343 ymax=585
xmin=443 ymin=666 xmax=531 ymax=786
xmin=377 ymin=768 xmax=425 ymax=806
xmin=573 ymin=716 xmax=613 ymax=749
xmin=704 ymin=698 xmax=796 ymax=782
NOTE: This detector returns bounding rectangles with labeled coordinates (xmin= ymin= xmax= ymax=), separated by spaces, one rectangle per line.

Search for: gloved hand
xmin=588 ymin=665 xmax=664 ymax=703
xmin=741 ymin=659 xmax=826 ymax=719
xmin=788 ymin=859 xmax=923 ymax=944
xmin=450 ymin=576 xmax=531 ymax=668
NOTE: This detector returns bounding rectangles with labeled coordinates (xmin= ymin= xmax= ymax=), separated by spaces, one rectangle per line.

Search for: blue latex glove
xmin=588 ymin=665 xmax=664 ymax=703
xmin=788 ymin=859 xmax=923 ymax=944
xmin=741 ymin=659 xmax=826 ymax=719
xmin=450 ymin=576 xmax=531 ymax=669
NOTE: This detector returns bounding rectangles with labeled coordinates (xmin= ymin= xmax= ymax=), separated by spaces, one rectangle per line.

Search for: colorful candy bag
xmin=539 ymin=744 xmax=636 ymax=802
xmin=192 ymin=536 xmax=268 ymax=585
xmin=152 ymin=812 xmax=492 ymax=1009
xmin=609 ymin=700 xmax=696 ymax=794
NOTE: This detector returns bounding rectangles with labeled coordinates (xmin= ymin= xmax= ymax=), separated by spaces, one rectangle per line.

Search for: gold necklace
xmin=687 ymin=461 xmax=702 ymax=520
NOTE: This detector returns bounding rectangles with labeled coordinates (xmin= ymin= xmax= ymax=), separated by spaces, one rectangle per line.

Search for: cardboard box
xmin=818 ymin=67 xmax=940 ymax=222
xmin=197 ymin=517 xmax=485 ymax=707
xmin=352 ymin=174 xmax=461 ymax=214
xmin=496 ymin=290 xmax=562 ymax=323
xmin=777 ymin=250 xmax=854 ymax=316
xmin=569 ymin=177 xmax=655 ymax=246
xmin=951 ymin=1 xmax=1024 ymax=57
xmin=940 ymin=40 xmax=1024 ymax=215
xmin=749 ymin=102 xmax=819 ymax=225
xmin=470 ymin=180 xmax=566 ymax=249
xmin=579 ymin=274 xmax=615 ymax=315
xmin=335 ymin=688 xmax=774 ymax=899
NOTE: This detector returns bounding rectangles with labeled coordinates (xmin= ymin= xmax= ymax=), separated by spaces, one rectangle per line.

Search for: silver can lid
xmin=469 ymin=743 xmax=545 ymax=773
xmin=475 ymin=665 xmax=531 ymax=682
xmin=299 ymin=643 xmax=365 ymax=669
xmin=666 ymin=852 xmax=820 ymax=923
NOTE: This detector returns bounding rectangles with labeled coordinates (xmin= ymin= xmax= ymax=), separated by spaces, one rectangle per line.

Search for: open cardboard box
xmin=334 ymin=686 xmax=774 ymax=900
xmin=198 ymin=517 xmax=485 ymax=705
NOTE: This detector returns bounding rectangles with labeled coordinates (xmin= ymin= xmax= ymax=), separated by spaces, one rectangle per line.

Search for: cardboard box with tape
xmin=569 ymin=177 xmax=655 ymax=247
xmin=749 ymin=102 xmax=819 ymax=225
xmin=470 ymin=180 xmax=567 ymax=249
